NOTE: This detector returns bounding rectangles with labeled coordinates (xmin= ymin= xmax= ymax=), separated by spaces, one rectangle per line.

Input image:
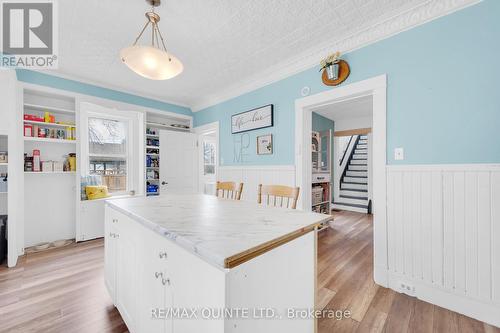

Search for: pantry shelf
xmin=24 ymin=137 xmax=76 ymax=144
xmin=24 ymin=171 xmax=76 ymax=175
xmin=24 ymin=103 xmax=75 ymax=115
xmin=24 ymin=120 xmax=75 ymax=128
xmin=0 ymin=163 xmax=7 ymax=166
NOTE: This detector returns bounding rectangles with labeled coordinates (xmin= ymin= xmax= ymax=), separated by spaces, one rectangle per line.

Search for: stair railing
xmin=334 ymin=135 xmax=359 ymax=202
xmin=340 ymin=135 xmax=361 ymax=184
xmin=339 ymin=135 xmax=354 ymax=166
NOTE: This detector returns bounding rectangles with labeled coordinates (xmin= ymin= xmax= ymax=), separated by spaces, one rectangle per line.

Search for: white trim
xmin=387 ymin=163 xmax=500 ymax=171
xmin=191 ymin=0 xmax=480 ymax=112
xmin=219 ymin=165 xmax=295 ymax=171
xmin=387 ymin=271 xmax=500 ymax=328
xmin=295 ymin=74 xmax=387 ymax=286
xmin=194 ymin=121 xmax=220 ymax=194
xmin=385 ymin=165 xmax=500 ymax=327
xmin=30 ymin=69 xmax=191 ymax=108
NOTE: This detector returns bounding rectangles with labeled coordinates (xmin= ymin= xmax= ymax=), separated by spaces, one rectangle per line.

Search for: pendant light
xmin=120 ymin=0 xmax=183 ymax=80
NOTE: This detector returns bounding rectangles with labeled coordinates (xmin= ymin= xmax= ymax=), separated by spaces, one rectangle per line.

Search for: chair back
xmin=258 ymin=184 xmax=300 ymax=209
xmin=216 ymin=181 xmax=244 ymax=200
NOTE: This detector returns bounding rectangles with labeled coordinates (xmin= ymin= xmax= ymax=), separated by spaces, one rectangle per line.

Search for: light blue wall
xmin=195 ymin=0 xmax=500 ymax=165
xmin=312 ymin=112 xmax=334 ymax=133
xmin=16 ymin=69 xmax=192 ymax=116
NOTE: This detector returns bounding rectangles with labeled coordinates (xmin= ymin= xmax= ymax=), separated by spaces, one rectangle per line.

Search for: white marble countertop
xmin=107 ymin=194 xmax=331 ymax=269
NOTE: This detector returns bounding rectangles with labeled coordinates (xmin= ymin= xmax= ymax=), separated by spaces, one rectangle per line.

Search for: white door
xmin=159 ymin=130 xmax=198 ymax=194
xmin=198 ymin=135 xmax=217 ymax=195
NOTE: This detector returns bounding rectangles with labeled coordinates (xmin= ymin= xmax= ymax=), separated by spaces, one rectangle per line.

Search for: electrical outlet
xmin=394 ymin=147 xmax=404 ymax=161
xmin=399 ymin=281 xmax=415 ymax=296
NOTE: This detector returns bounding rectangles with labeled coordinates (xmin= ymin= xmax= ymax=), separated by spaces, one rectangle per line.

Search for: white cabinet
xmin=104 ymin=208 xmax=118 ymax=302
xmin=105 ymin=204 xmax=316 ymax=333
xmin=139 ymin=234 xmax=174 ymax=333
xmin=104 ymin=207 xmax=139 ymax=332
xmin=116 ymin=219 xmax=139 ymax=332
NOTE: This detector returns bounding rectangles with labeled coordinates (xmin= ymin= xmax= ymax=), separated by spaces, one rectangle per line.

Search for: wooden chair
xmin=257 ymin=184 xmax=300 ymax=209
xmin=216 ymin=181 xmax=244 ymax=200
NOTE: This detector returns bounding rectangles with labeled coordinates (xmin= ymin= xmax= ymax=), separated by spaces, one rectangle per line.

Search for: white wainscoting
xmin=386 ymin=164 xmax=500 ymax=327
xmin=218 ymin=165 xmax=296 ymax=203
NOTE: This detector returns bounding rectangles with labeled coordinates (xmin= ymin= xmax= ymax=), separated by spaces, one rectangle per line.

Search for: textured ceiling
xmin=52 ymin=0 xmax=479 ymax=111
xmin=314 ymin=95 xmax=372 ymax=121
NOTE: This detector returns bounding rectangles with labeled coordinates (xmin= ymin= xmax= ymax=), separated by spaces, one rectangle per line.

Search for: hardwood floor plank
xmin=408 ymin=299 xmax=434 ymax=333
xmin=382 ymin=292 xmax=415 ymax=333
xmin=317 ymin=287 xmax=337 ymax=310
xmin=355 ymin=288 xmax=395 ymax=333
xmin=433 ymin=305 xmax=459 ymax=333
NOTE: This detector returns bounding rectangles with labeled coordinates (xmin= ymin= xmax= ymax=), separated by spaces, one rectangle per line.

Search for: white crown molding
xmin=22 ymin=69 xmax=192 ymax=109
xmin=191 ymin=0 xmax=481 ymax=112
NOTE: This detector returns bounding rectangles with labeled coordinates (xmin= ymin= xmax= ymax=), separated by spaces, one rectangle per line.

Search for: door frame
xmin=294 ymin=74 xmax=388 ymax=286
xmin=194 ymin=121 xmax=220 ymax=194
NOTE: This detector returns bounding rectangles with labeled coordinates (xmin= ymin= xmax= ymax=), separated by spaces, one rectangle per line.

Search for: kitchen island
xmin=105 ymin=194 xmax=330 ymax=333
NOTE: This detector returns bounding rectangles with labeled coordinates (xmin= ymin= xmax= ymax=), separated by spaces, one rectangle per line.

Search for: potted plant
xmin=320 ymin=51 xmax=341 ymax=80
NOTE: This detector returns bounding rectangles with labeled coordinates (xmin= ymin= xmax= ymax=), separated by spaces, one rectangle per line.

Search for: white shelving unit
xmin=24 ymin=137 xmax=76 ymax=144
xmin=25 ymin=171 xmax=76 ymax=175
xmin=24 ymin=103 xmax=75 ymax=115
xmin=145 ymin=125 xmax=160 ymax=196
xmin=22 ymin=88 xmax=77 ymax=248
xmin=311 ymin=130 xmax=332 ymax=219
xmin=144 ymin=112 xmax=191 ymax=197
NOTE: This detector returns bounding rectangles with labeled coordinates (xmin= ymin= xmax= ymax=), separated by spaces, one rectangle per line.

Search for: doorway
xmin=295 ymin=74 xmax=388 ymax=286
xmin=195 ymin=122 xmax=219 ymax=195
xmin=313 ymin=95 xmax=373 ymax=214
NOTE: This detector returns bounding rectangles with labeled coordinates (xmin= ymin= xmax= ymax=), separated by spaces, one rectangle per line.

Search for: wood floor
xmin=0 ymin=211 xmax=498 ymax=332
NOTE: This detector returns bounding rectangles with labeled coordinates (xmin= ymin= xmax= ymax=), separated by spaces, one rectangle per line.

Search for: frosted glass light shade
xmin=120 ymin=45 xmax=183 ymax=80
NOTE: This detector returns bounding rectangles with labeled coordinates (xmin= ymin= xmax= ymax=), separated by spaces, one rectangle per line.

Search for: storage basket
xmin=312 ymin=187 xmax=324 ymax=206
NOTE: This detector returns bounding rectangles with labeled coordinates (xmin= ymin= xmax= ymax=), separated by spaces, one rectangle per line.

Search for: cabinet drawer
xmin=105 ymin=205 xmax=121 ymax=229
xmin=312 ymin=173 xmax=330 ymax=183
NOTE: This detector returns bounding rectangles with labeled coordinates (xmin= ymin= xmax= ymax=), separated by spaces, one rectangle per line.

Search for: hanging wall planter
xmin=325 ymin=62 xmax=339 ymax=80
xmin=320 ymin=52 xmax=350 ymax=86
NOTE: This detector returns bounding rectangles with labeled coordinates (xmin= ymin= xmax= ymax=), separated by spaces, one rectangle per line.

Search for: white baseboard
xmin=385 ymin=270 xmax=500 ymax=328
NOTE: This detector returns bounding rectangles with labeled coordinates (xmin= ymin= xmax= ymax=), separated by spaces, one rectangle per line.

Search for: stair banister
xmin=334 ymin=135 xmax=359 ymax=203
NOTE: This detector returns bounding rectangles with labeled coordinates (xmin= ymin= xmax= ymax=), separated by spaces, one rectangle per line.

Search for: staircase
xmin=332 ymin=135 xmax=369 ymax=213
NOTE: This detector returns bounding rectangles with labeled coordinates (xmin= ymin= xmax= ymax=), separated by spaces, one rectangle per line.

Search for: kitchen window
xmin=88 ymin=117 xmax=128 ymax=195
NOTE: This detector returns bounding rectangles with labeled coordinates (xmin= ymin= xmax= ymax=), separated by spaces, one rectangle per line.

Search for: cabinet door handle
xmin=161 ymin=277 xmax=170 ymax=286
xmin=159 ymin=252 xmax=167 ymax=259
xmin=155 ymin=272 xmax=163 ymax=279
xmin=112 ymin=219 xmax=118 ymax=223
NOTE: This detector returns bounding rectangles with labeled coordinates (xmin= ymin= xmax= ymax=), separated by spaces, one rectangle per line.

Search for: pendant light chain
xmin=132 ymin=20 xmax=150 ymax=46
xmin=155 ymin=24 xmax=170 ymax=61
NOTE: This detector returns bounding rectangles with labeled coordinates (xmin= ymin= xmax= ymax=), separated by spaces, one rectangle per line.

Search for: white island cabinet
xmin=105 ymin=194 xmax=330 ymax=333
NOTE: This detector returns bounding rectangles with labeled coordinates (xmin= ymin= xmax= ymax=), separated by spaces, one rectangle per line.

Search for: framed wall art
xmin=231 ymin=104 xmax=273 ymax=134
xmin=257 ymin=134 xmax=273 ymax=155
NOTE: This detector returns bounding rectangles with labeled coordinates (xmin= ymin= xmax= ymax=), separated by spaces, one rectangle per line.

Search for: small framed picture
xmin=257 ymin=134 xmax=273 ymax=155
